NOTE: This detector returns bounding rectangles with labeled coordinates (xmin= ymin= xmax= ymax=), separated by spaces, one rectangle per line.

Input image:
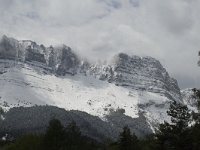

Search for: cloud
xmin=0 ymin=0 xmax=199 ymax=89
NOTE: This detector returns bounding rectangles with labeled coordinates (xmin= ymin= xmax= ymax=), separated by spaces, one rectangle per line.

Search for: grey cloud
xmin=129 ymin=0 xmax=140 ymax=7
xmin=0 ymin=0 xmax=199 ymax=89
xmin=155 ymin=0 xmax=194 ymax=35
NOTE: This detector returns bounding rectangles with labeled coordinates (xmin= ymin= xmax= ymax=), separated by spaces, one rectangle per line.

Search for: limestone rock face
xmin=0 ymin=35 xmax=185 ymax=139
xmin=0 ymin=35 xmax=19 ymax=60
xmin=0 ymin=36 xmax=80 ymax=75
xmin=86 ymin=53 xmax=181 ymax=101
xmin=56 ymin=45 xmax=80 ymax=75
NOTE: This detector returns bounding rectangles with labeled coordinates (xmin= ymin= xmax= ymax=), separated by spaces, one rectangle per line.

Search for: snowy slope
xmin=0 ymin=60 xmax=137 ymax=117
xmin=0 ymin=59 xmax=172 ymax=125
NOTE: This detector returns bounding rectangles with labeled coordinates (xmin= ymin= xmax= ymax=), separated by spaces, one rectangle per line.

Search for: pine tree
xmin=64 ymin=121 xmax=81 ymax=148
xmin=191 ymin=88 xmax=200 ymax=149
xmin=0 ymin=107 xmax=4 ymax=115
xmin=65 ymin=121 xmax=81 ymax=138
xmin=118 ymin=126 xmax=139 ymax=150
xmin=43 ymin=119 xmax=65 ymax=150
xmin=167 ymin=101 xmax=191 ymax=131
xmin=156 ymin=101 xmax=192 ymax=150
xmin=192 ymin=88 xmax=200 ymax=110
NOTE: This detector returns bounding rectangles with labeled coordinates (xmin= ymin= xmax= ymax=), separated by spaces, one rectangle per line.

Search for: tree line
xmin=1 ymin=88 xmax=200 ymax=150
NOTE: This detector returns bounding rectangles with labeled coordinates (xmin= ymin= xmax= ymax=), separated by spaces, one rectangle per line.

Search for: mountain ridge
xmin=0 ymin=35 xmax=187 ymax=139
xmin=0 ymin=35 xmax=181 ymax=100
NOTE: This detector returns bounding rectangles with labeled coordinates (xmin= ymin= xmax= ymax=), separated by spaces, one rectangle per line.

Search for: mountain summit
xmin=0 ymin=35 xmax=184 ymax=137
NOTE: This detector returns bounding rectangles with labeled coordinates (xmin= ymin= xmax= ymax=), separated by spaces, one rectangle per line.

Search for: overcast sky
xmin=0 ymin=0 xmax=200 ymax=89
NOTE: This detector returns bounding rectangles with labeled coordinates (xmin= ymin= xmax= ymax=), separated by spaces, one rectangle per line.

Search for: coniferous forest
xmin=0 ymin=88 xmax=199 ymax=150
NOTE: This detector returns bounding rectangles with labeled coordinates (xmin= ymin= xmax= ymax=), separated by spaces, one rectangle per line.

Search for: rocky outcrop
xmin=0 ymin=36 xmax=81 ymax=75
xmin=56 ymin=45 xmax=80 ymax=75
xmin=86 ymin=53 xmax=181 ymax=101
xmin=25 ymin=47 xmax=46 ymax=63
xmin=0 ymin=35 xmax=20 ymax=60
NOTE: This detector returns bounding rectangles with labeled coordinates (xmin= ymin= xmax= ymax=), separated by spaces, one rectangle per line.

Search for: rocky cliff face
xmin=0 ymin=35 xmax=184 ymax=138
xmin=0 ymin=36 xmax=80 ymax=75
xmin=86 ymin=53 xmax=181 ymax=102
xmin=0 ymin=35 xmax=181 ymax=102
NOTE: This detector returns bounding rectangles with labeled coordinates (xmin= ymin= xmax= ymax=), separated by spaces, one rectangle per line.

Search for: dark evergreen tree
xmin=167 ymin=101 xmax=191 ymax=131
xmin=191 ymin=123 xmax=200 ymax=150
xmin=43 ymin=119 xmax=65 ymax=150
xmin=0 ymin=107 xmax=4 ymax=115
xmin=2 ymin=134 xmax=44 ymax=150
xmin=2 ymin=119 xmax=102 ymax=150
xmin=131 ymin=132 xmax=139 ymax=150
xmin=192 ymin=88 xmax=200 ymax=109
xmin=63 ymin=121 xmax=82 ymax=150
xmin=190 ymin=88 xmax=200 ymax=149
xmin=119 ymin=126 xmax=132 ymax=150
xmin=65 ymin=121 xmax=81 ymax=138
xmin=118 ymin=126 xmax=139 ymax=150
xmin=191 ymin=88 xmax=200 ymax=123
xmin=156 ymin=101 xmax=192 ymax=150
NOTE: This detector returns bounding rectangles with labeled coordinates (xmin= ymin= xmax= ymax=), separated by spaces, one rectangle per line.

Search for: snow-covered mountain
xmin=0 ymin=35 xmax=185 ymax=135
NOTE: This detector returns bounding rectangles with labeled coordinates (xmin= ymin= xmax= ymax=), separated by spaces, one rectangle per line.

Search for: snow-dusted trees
xmin=156 ymin=101 xmax=192 ymax=150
